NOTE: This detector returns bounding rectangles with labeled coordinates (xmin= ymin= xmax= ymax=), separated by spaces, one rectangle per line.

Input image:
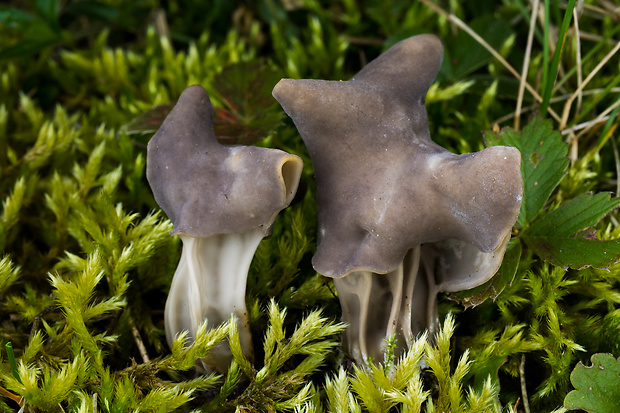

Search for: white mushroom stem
xmin=335 ymin=237 xmax=511 ymax=365
xmin=334 ymin=246 xmax=450 ymax=363
xmin=334 ymin=246 xmax=442 ymax=365
xmin=334 ymin=271 xmax=372 ymax=364
xmin=164 ymin=227 xmax=265 ymax=373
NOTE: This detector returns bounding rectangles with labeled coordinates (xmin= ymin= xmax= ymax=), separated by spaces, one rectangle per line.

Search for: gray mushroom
xmin=272 ymin=34 xmax=522 ymax=364
xmin=147 ymin=84 xmax=303 ymax=373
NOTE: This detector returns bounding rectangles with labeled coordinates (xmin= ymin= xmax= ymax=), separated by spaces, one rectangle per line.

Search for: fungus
xmin=272 ymin=34 xmax=523 ymax=364
xmin=147 ymin=85 xmax=303 ymax=373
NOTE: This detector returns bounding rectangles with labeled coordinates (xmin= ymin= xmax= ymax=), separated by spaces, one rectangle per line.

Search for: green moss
xmin=0 ymin=0 xmax=619 ymax=411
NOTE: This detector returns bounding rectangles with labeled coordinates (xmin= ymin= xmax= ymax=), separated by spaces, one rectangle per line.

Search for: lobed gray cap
xmin=147 ymin=84 xmax=303 ymax=238
xmin=273 ymin=34 xmax=523 ymax=286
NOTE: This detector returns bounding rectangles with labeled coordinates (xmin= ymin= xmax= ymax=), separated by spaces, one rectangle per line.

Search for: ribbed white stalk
xmin=164 ymin=227 xmax=264 ymax=373
xmin=334 ymin=246 xmax=442 ymax=365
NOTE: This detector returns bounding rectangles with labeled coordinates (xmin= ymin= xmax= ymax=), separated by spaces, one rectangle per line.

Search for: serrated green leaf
xmin=525 ymin=237 xmax=620 ymax=270
xmin=450 ymin=240 xmax=521 ymax=308
xmin=564 ymin=353 xmax=620 ymax=413
xmin=486 ymin=117 xmax=569 ymax=227
xmin=210 ymin=61 xmax=284 ymax=145
xmin=523 ymin=193 xmax=620 ymax=269
xmin=124 ymin=104 xmax=173 ymax=135
xmin=528 ymin=193 xmax=620 ymax=237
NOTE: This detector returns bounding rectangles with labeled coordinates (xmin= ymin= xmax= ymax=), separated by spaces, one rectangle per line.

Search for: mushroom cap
xmin=423 ymin=235 xmax=512 ymax=293
xmin=273 ymin=34 xmax=522 ymax=280
xmin=147 ymin=84 xmax=303 ymax=237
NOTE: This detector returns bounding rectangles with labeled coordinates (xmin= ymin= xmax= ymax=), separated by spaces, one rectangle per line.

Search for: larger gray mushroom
xmin=147 ymin=85 xmax=303 ymax=373
xmin=273 ymin=34 xmax=522 ymax=364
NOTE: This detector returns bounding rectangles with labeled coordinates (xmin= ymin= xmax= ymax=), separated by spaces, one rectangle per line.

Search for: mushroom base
xmin=164 ymin=228 xmax=264 ymax=373
xmin=335 ymin=236 xmax=510 ymax=365
xmin=335 ymin=246 xmax=440 ymax=365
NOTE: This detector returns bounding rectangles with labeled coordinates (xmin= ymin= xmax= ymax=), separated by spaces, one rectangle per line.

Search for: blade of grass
xmin=560 ymin=39 xmax=620 ymax=129
xmin=594 ymin=99 xmax=620 ymax=152
xmin=541 ymin=0 xmax=550 ymax=95
xmin=418 ymin=0 xmax=562 ymax=123
xmin=494 ymin=88 xmax=620 ymax=126
xmin=583 ymin=2 xmax=620 ymax=20
xmin=575 ymin=96 xmax=620 ymax=140
xmin=513 ymin=0 xmax=544 ymax=44
xmin=573 ymin=72 xmax=620 ymax=127
xmin=612 ymin=132 xmax=620 ymax=198
xmin=551 ymin=0 xmax=561 ymax=30
xmin=561 ymin=114 xmax=615 ymax=137
xmin=0 ymin=386 xmax=22 ymax=407
xmin=515 ymin=0 xmax=540 ymax=131
xmin=520 ymin=354 xmax=531 ymax=413
xmin=5 ymin=342 xmax=21 ymax=384
xmin=540 ymin=0 xmax=577 ymax=117
xmin=553 ymin=25 xmax=620 ymax=93
xmin=573 ymin=8 xmax=583 ymax=116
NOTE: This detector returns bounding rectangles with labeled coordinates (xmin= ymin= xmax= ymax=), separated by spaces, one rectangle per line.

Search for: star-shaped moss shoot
xmin=273 ymin=34 xmax=522 ymax=364
xmin=147 ymin=85 xmax=303 ymax=373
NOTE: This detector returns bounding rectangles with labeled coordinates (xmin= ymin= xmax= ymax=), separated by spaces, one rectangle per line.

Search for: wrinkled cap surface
xmin=273 ymin=34 xmax=523 ymax=279
xmin=147 ymin=84 xmax=303 ymax=237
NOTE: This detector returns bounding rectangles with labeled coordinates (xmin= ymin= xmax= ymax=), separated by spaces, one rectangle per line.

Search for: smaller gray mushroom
xmin=147 ymin=85 xmax=303 ymax=373
xmin=273 ymin=34 xmax=523 ymax=364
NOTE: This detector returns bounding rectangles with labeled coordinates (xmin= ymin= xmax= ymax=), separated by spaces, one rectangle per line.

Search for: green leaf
xmin=35 ymin=0 xmax=61 ymax=32
xmin=564 ymin=353 xmax=620 ymax=413
xmin=523 ymin=192 xmax=620 ymax=269
xmin=0 ymin=3 xmax=63 ymax=60
xmin=440 ymin=15 xmax=513 ymax=80
xmin=125 ymin=62 xmax=283 ymax=144
xmin=486 ymin=117 xmax=569 ymax=227
xmin=450 ymin=240 xmax=521 ymax=308
xmin=0 ymin=8 xmax=36 ymax=28
xmin=0 ymin=39 xmax=59 ymax=60
xmin=124 ymin=104 xmax=173 ymax=135
xmin=526 ymin=237 xmax=620 ymax=270
xmin=528 ymin=193 xmax=620 ymax=237
xmin=64 ymin=1 xmax=120 ymax=23
xmin=210 ymin=61 xmax=284 ymax=145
